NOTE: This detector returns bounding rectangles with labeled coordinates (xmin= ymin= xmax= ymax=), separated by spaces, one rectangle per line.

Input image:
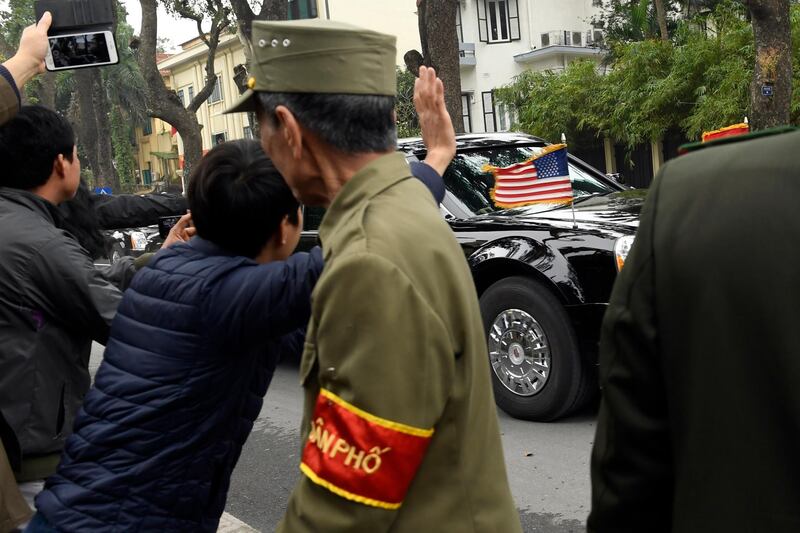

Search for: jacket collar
xmin=187 ymin=236 xmax=237 ymax=257
xmin=0 ymin=187 xmax=59 ymax=225
xmin=186 ymin=236 xmax=261 ymax=265
xmin=318 ymin=152 xmax=410 ymax=257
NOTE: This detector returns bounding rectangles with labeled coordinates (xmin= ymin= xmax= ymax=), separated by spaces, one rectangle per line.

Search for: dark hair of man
xmin=257 ymin=92 xmax=397 ymax=154
xmin=187 ymin=139 xmax=300 ymax=259
xmin=0 ymin=105 xmax=75 ymax=190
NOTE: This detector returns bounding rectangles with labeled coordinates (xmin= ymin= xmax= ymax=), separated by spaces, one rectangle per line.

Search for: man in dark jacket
xmin=588 ymin=128 xmax=800 ymax=532
xmin=0 ymin=13 xmax=52 ymax=533
xmin=0 ymin=106 xmax=124 ymax=517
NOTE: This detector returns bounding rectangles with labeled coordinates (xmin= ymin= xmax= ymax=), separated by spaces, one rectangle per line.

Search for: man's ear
xmin=274 ymin=105 xmax=304 ymax=161
xmin=51 ymin=154 xmax=66 ymax=180
xmin=279 ymin=215 xmax=289 ymax=245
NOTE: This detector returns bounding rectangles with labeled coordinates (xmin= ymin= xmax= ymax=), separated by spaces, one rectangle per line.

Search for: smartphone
xmin=45 ymin=30 xmax=119 ymax=71
xmin=158 ymin=215 xmax=183 ymax=240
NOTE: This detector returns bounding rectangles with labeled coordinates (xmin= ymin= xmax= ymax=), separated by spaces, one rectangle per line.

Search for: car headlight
xmin=614 ymin=235 xmax=636 ymax=272
xmin=130 ymin=231 xmax=148 ymax=251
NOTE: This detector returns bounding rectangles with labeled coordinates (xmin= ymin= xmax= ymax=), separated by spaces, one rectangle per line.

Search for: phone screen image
xmin=48 ymin=32 xmax=115 ymax=69
xmin=158 ymin=216 xmax=183 ymax=240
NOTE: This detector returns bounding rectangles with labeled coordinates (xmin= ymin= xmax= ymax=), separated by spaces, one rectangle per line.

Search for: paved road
xmin=224 ymin=362 xmax=596 ymax=533
xmin=90 ymin=345 xmax=596 ymax=532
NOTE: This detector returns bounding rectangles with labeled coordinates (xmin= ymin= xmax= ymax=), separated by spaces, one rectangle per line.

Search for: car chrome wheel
xmin=488 ymin=308 xmax=551 ymax=397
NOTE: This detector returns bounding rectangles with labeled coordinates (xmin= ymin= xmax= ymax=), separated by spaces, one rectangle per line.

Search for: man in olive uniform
xmin=588 ymin=127 xmax=800 ymax=532
xmin=225 ymin=19 xmax=521 ymax=532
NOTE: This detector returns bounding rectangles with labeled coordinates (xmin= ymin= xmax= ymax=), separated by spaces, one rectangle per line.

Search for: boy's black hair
xmin=0 ymin=105 xmax=75 ymax=190
xmin=187 ymin=140 xmax=300 ymax=258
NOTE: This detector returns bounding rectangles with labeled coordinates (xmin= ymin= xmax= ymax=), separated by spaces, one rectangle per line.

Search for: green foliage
xmin=110 ymin=106 xmax=137 ymax=193
xmin=396 ymin=67 xmax=420 ymax=139
xmin=494 ymin=60 xmax=604 ymax=145
xmin=496 ymin=0 xmax=775 ymax=147
xmin=593 ymin=0 xmax=681 ymax=45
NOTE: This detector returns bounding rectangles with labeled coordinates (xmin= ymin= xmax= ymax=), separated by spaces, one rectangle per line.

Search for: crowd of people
xmin=0 ymin=9 xmax=798 ymax=533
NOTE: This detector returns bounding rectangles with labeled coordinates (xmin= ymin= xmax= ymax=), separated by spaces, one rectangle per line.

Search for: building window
xmin=477 ymin=0 xmax=521 ymax=44
xmin=482 ymin=91 xmax=496 ymax=133
xmin=243 ymin=126 xmax=254 ymax=140
xmin=187 ymin=85 xmax=195 ymax=104
xmin=176 ymin=89 xmax=185 ymax=107
xmin=208 ymin=75 xmax=224 ymax=103
xmin=461 ymin=93 xmax=472 ymax=133
xmin=288 ymin=0 xmax=317 ymax=20
xmin=142 ymin=120 xmax=152 ymax=136
xmin=212 ymin=132 xmax=227 ymax=145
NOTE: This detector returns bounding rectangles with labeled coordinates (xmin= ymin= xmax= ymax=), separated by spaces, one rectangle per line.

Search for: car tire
xmin=108 ymin=243 xmax=125 ymax=264
xmin=479 ymin=276 xmax=587 ymax=422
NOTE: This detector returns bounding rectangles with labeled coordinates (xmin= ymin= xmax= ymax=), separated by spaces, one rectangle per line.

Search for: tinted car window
xmin=443 ymin=146 xmax=617 ymax=216
xmin=303 ymin=206 xmax=326 ymax=231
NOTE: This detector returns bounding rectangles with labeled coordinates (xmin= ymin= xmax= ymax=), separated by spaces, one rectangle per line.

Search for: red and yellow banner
xmin=300 ymin=388 xmax=434 ymax=509
xmin=702 ymin=122 xmax=749 ymax=143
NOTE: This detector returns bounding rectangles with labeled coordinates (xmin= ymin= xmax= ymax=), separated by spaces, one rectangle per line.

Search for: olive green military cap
xmin=225 ymin=19 xmax=397 ymax=114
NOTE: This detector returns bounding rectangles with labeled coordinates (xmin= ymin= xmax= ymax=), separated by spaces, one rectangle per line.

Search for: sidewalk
xmin=218 ymin=512 xmax=259 ymax=532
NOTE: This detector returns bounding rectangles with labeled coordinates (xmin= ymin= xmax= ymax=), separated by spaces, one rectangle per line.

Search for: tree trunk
xmin=36 ymin=72 xmax=57 ymax=109
xmin=92 ymin=79 xmax=119 ymax=191
xmin=745 ymin=0 xmax=792 ymax=130
xmin=74 ymin=70 xmax=103 ymax=185
xmin=654 ymin=0 xmax=669 ymax=41
xmin=230 ymin=0 xmax=287 ymax=43
xmin=138 ymin=0 xmax=205 ymax=178
xmin=411 ymin=0 xmax=464 ymax=133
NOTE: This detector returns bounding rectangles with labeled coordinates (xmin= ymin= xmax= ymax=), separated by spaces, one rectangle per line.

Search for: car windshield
xmin=443 ymin=146 xmax=617 ymax=217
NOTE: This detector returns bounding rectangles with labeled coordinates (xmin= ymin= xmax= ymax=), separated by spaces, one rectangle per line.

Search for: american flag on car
xmin=487 ymin=144 xmax=573 ymax=208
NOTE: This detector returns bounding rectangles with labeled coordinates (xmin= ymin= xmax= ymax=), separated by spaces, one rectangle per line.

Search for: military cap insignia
xmin=300 ymin=388 xmax=434 ymax=509
xmin=247 ymin=76 xmax=256 ymax=90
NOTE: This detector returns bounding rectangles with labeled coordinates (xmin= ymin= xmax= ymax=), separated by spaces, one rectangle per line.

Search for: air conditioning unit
xmin=572 ymin=31 xmax=583 ymax=46
xmin=541 ymin=33 xmax=550 ymax=46
xmin=593 ymin=29 xmax=603 ymax=43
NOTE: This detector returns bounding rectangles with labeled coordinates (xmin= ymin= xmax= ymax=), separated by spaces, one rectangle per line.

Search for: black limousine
xmin=301 ymin=133 xmax=645 ymax=421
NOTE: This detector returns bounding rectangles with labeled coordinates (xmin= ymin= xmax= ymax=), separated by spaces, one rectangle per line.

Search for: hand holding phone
xmin=160 ymin=213 xmax=195 ymax=249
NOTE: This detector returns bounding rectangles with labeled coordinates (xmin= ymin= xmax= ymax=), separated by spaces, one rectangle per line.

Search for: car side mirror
xmin=606 ymin=172 xmax=624 ymax=184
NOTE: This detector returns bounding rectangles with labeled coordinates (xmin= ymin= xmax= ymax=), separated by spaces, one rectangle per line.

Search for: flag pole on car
xmin=562 ymin=133 xmax=578 ymax=230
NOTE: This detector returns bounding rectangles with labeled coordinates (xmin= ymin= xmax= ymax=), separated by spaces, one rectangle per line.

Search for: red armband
xmin=300 ymin=388 xmax=434 ymax=510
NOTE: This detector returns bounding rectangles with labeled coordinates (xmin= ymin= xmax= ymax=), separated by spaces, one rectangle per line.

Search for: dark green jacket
xmin=279 ymin=153 xmax=521 ymax=533
xmin=589 ymin=130 xmax=800 ymax=533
